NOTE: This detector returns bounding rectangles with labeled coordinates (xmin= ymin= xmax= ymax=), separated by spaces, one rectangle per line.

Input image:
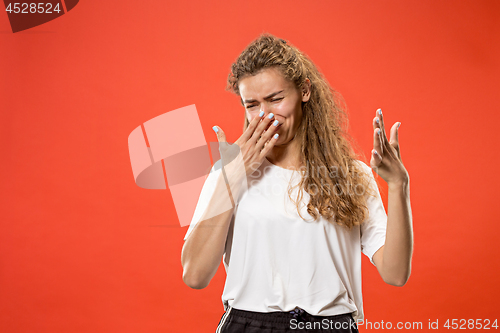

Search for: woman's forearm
xmin=181 ymin=166 xmax=246 ymax=289
xmin=381 ymin=178 xmax=413 ymax=286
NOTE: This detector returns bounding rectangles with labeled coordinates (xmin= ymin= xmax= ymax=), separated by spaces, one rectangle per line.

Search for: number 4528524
xmin=444 ymin=319 xmax=498 ymax=330
xmin=5 ymin=3 xmax=62 ymax=14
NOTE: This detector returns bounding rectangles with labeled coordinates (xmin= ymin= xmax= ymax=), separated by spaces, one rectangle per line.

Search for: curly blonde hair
xmin=226 ymin=33 xmax=378 ymax=229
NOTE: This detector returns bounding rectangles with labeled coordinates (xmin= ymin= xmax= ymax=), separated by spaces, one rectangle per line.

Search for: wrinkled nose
xmin=259 ymin=103 xmax=271 ymax=117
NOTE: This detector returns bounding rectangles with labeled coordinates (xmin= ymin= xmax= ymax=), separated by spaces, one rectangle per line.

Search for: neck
xmin=267 ymin=133 xmax=303 ymax=170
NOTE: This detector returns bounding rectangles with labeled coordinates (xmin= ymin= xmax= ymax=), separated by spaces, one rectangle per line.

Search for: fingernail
xmin=376 ymin=118 xmax=380 ymax=124
xmin=273 ymin=120 xmax=279 ymax=126
xmin=377 ymin=108 xmax=382 ymax=115
xmin=373 ymin=150 xmax=378 ymax=155
xmin=259 ymin=111 xmax=264 ymax=117
xmin=268 ymin=113 xmax=274 ymax=119
xmin=377 ymin=128 xmax=381 ymax=135
xmin=212 ymin=126 xmax=218 ymax=133
xmin=274 ymin=134 xmax=279 ymax=139
xmin=398 ymin=122 xmax=401 ymax=128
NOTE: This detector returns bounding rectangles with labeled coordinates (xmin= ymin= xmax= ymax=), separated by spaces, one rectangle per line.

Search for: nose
xmin=260 ymin=103 xmax=272 ymax=117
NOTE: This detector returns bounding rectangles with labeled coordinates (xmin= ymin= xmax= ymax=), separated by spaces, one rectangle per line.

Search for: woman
xmin=181 ymin=33 xmax=413 ymax=333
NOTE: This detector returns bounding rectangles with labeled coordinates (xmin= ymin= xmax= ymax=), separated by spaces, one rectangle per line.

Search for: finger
xmin=213 ymin=125 xmax=230 ymax=156
xmin=389 ymin=122 xmax=402 ymax=160
xmin=256 ymin=118 xmax=282 ymax=151
xmin=373 ymin=115 xmax=382 ymax=144
xmin=371 ymin=148 xmax=382 ymax=168
xmin=259 ymin=132 xmax=280 ymax=159
xmin=376 ymin=108 xmax=389 ymax=148
xmin=373 ymin=126 xmax=383 ymax=157
xmin=239 ymin=110 xmax=266 ymax=143
xmin=373 ymin=116 xmax=379 ymax=130
xmin=213 ymin=126 xmax=242 ymax=168
xmin=249 ymin=112 xmax=275 ymax=146
xmin=212 ymin=126 xmax=226 ymax=143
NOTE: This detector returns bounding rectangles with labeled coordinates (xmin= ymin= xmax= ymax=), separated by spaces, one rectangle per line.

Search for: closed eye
xmin=245 ymin=98 xmax=283 ymax=109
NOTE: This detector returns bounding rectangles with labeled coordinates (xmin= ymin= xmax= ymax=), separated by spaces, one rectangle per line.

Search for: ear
xmin=301 ymin=78 xmax=312 ymax=102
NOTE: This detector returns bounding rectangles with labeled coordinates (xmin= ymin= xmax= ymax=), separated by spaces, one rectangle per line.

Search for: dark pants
xmin=216 ymin=306 xmax=359 ymax=333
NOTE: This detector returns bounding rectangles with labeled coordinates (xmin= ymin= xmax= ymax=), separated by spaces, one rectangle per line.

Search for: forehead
xmin=238 ymin=68 xmax=293 ymax=98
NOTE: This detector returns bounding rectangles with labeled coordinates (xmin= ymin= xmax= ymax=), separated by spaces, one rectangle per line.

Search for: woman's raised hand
xmin=212 ymin=111 xmax=281 ymax=178
xmin=371 ymin=108 xmax=409 ymax=186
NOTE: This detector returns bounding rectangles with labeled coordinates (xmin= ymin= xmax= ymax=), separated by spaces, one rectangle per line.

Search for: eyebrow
xmin=243 ymin=90 xmax=284 ymax=104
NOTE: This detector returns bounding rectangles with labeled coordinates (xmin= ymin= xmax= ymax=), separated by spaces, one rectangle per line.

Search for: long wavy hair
xmin=226 ymin=33 xmax=378 ymax=229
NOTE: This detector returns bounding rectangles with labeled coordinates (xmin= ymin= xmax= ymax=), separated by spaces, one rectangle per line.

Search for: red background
xmin=1 ymin=1 xmax=499 ymax=332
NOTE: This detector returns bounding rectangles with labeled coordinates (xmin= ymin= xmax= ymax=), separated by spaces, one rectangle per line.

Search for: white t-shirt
xmin=183 ymin=157 xmax=387 ymax=322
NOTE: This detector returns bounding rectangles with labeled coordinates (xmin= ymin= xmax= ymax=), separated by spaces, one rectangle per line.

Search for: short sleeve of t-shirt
xmin=357 ymin=161 xmax=388 ymax=266
xmin=183 ymin=160 xmax=223 ymax=242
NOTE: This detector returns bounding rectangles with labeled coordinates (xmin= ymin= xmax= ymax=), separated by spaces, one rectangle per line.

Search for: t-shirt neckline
xmin=263 ymin=157 xmax=299 ymax=173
